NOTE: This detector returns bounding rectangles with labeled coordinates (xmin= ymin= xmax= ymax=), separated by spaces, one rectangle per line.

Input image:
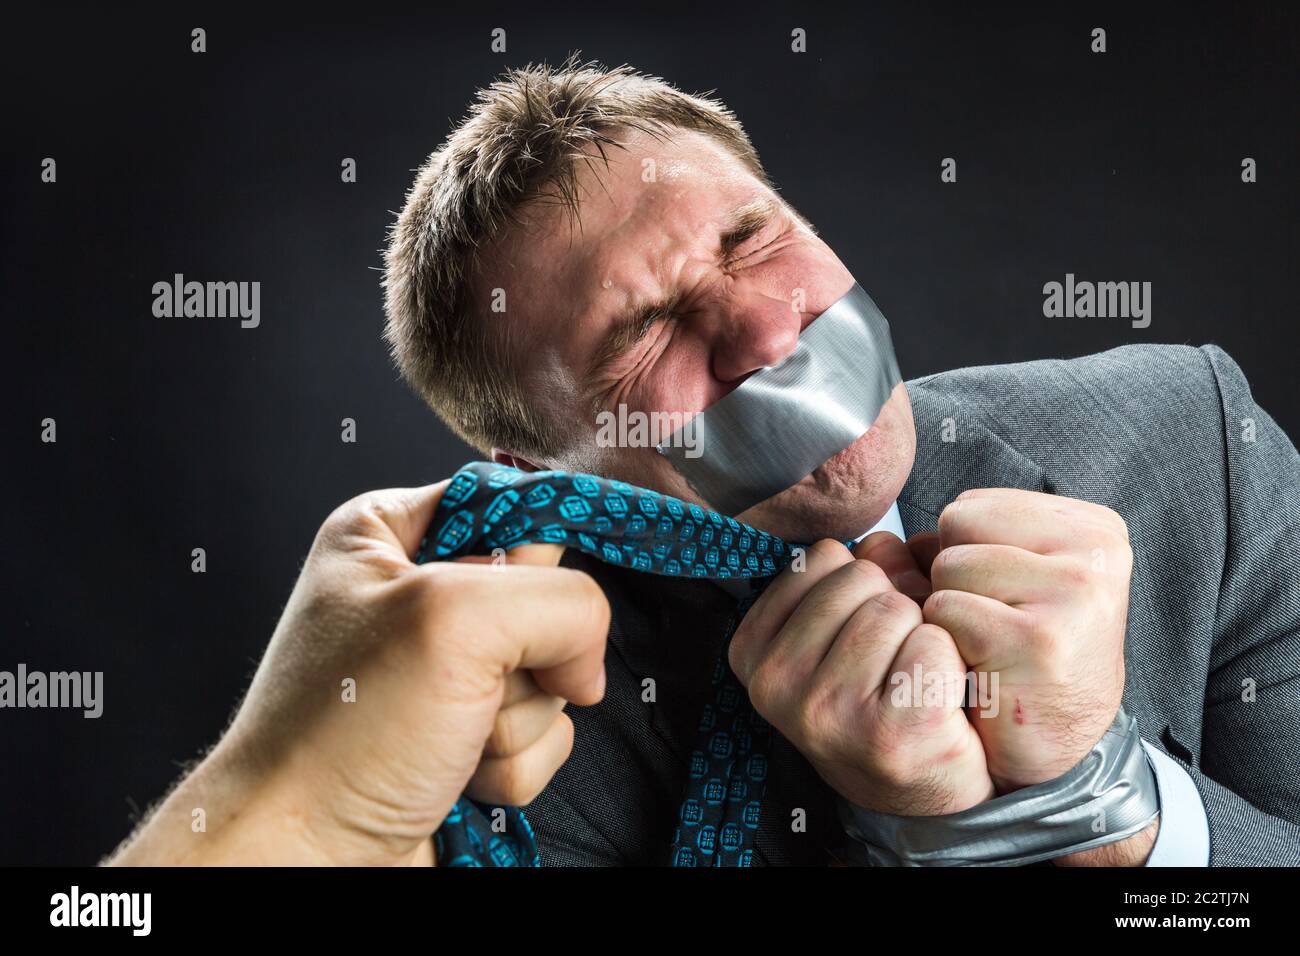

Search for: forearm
xmin=1052 ymin=818 xmax=1158 ymax=867
xmin=105 ymin=742 xmax=356 ymax=866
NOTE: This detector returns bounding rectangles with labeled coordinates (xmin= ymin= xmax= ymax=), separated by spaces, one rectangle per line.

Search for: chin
xmin=736 ymin=382 xmax=915 ymax=543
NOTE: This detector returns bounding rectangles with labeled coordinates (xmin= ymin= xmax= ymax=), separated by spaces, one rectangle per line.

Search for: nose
xmin=709 ymin=290 xmax=802 ymax=385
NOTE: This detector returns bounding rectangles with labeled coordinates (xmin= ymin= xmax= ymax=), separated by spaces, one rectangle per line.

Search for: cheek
xmin=742 ymin=244 xmax=855 ymax=315
xmin=623 ymin=334 xmax=713 ymax=417
xmin=819 ymin=384 xmax=915 ymax=488
xmin=568 ymin=435 xmax=708 ymax=509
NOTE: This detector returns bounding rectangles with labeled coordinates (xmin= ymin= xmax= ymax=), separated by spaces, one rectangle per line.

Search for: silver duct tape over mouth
xmin=656 ymin=282 xmax=902 ymax=516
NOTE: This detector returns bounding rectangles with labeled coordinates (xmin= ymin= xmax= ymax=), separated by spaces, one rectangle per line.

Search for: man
xmin=112 ymin=61 xmax=1299 ymax=867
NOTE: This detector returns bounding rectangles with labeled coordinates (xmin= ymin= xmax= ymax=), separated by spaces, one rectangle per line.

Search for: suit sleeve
xmin=1185 ymin=345 xmax=1300 ymax=865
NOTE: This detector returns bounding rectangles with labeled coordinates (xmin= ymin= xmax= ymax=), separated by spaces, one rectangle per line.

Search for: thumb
xmin=853 ymin=531 xmax=931 ymax=600
xmin=359 ymin=478 xmax=569 ymax=570
xmin=355 ymin=480 xmax=451 ymax=561
xmin=906 ymin=532 xmax=942 ymax=577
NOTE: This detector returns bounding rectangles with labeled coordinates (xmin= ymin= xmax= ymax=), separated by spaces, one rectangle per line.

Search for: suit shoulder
xmin=906 ymin=345 xmax=1237 ymax=490
xmin=908 ymin=344 xmax=1226 ymax=442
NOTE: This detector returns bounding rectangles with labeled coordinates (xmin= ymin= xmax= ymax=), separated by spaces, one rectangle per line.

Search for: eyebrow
xmin=582 ymin=198 xmax=782 ymax=391
xmin=718 ymin=197 xmax=780 ymax=263
xmin=583 ymin=297 xmax=679 ymax=394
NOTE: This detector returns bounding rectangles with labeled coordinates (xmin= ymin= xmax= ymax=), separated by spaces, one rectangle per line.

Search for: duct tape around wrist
xmin=838 ymin=706 xmax=1160 ymax=866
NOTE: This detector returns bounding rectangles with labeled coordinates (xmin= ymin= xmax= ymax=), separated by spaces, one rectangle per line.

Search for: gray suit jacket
xmin=531 ymin=344 xmax=1300 ymax=865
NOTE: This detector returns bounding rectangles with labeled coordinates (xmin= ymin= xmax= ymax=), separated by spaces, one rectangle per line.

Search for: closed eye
xmin=586 ymin=299 xmax=677 ymax=388
xmin=632 ymin=307 xmax=663 ymax=342
xmin=726 ymin=225 xmax=794 ymax=274
xmin=719 ymin=198 xmax=787 ymax=267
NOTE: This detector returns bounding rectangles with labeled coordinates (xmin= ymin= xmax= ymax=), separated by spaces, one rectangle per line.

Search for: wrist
xmin=1052 ymin=816 xmax=1160 ymax=867
xmin=106 ymin=740 xmax=335 ymax=866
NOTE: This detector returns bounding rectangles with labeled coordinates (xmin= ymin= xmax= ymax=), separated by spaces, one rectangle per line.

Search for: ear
xmin=490 ymin=447 xmax=542 ymax=473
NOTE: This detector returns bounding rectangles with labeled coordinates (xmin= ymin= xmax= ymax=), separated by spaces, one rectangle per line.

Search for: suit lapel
xmin=898 ymin=378 xmax=1047 ymax=536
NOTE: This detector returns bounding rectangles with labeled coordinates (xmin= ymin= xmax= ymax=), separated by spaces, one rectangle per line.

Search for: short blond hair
xmin=383 ymin=58 xmax=768 ymax=457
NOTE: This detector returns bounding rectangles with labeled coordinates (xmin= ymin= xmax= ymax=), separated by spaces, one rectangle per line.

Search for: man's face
xmin=482 ymin=128 xmax=915 ymax=541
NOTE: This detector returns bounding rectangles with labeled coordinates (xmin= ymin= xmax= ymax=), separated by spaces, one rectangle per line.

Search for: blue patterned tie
xmin=415 ymin=462 xmax=814 ymax=867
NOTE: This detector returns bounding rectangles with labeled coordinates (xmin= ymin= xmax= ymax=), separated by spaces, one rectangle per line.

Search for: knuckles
xmin=859 ymin=587 xmax=923 ymax=627
xmin=791 ymin=680 xmax=845 ymax=759
xmin=927 ymin=544 xmax=972 ymax=586
xmin=1021 ymin=610 xmax=1063 ymax=660
xmin=921 ymin=588 xmax=949 ymax=621
xmin=390 ymin=567 xmax=476 ymax=648
xmin=552 ymin=567 xmax=612 ymax=643
xmin=841 ymin=557 xmax=896 ymax=595
xmin=936 ymin=502 xmax=962 ymax=543
xmin=389 ymin=563 xmax=611 ymax=660
xmin=744 ymin=659 xmax=784 ymax=720
xmin=321 ymin=491 xmax=393 ymax=540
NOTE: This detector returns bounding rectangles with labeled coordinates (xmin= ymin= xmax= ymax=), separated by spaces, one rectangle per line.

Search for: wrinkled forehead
xmin=483 ymin=127 xmax=765 ymax=296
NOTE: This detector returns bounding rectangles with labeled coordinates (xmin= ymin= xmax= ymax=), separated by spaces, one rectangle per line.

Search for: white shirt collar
xmin=852 ymin=501 xmax=905 ymax=545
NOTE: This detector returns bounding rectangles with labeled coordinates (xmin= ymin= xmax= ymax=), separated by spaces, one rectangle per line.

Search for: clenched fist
xmin=728 ymin=538 xmax=995 ymax=817
xmin=921 ymin=488 xmax=1131 ymax=792
xmin=109 ymin=481 xmax=610 ymax=866
xmin=728 ymin=488 xmax=1156 ymax=866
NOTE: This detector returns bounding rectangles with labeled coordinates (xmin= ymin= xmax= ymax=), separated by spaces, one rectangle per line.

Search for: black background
xmin=2 ymin=3 xmax=1297 ymax=864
